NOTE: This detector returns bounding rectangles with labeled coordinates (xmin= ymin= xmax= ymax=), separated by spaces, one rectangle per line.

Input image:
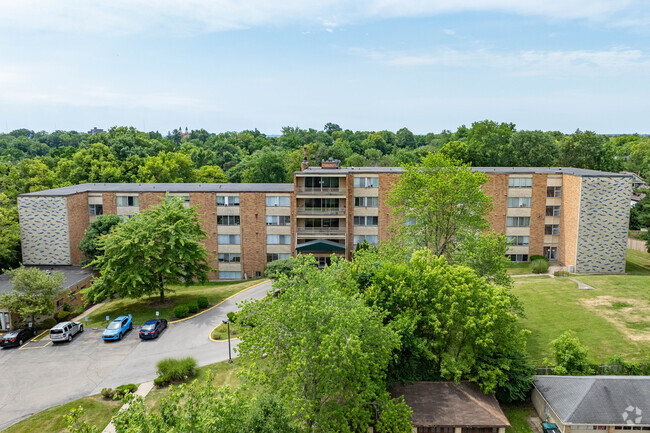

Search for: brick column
xmin=240 ymin=193 xmax=267 ymax=278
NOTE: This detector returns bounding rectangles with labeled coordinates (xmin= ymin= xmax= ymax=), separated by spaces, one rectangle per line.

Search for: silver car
xmin=49 ymin=321 xmax=83 ymax=343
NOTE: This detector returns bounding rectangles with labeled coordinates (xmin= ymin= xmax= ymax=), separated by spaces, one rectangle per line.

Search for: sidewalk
xmin=101 ymin=381 xmax=155 ymax=433
xmin=70 ymin=300 xmax=108 ymax=324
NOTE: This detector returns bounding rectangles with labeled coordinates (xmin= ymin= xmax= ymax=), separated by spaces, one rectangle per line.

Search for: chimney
xmin=301 ymin=146 xmax=309 ymax=171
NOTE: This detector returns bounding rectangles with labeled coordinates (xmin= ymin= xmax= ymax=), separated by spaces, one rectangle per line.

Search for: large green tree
xmin=0 ymin=193 xmax=21 ymax=270
xmin=86 ymin=197 xmax=211 ymax=303
xmin=0 ymin=266 xmax=65 ymax=324
xmin=237 ymin=256 xmax=412 ymax=433
xmin=78 ymin=214 xmax=123 ymax=265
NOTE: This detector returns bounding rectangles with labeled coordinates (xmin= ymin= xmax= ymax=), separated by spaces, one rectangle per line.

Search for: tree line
xmin=2 ymin=121 xmax=649 ymax=270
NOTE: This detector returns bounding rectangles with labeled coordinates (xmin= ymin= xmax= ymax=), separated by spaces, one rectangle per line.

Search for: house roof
xmin=533 ymin=376 xmax=650 ymax=426
xmin=390 ymin=381 xmax=510 ymax=428
xmin=19 ymin=182 xmax=294 ymax=197
xmin=0 ymin=266 xmax=96 ymax=297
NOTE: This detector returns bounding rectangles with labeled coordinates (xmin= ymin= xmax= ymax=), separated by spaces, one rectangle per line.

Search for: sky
xmin=1 ymin=0 xmax=650 ymax=135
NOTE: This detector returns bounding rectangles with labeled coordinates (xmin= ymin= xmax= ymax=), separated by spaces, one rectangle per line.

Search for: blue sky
xmin=1 ymin=0 xmax=650 ymax=135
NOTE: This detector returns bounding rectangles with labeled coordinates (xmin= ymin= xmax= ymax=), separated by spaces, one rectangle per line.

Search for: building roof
xmin=390 ymin=381 xmax=510 ymax=428
xmin=19 ymin=183 xmax=295 ymax=197
xmin=295 ymin=239 xmax=346 ymax=252
xmin=533 ymin=375 xmax=650 ymax=426
xmin=0 ymin=266 xmax=96 ymax=297
xmin=297 ymin=166 xmax=631 ymax=177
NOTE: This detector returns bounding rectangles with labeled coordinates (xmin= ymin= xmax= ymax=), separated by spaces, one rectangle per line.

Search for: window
xmin=546 ymin=205 xmax=561 ymax=216
xmin=89 ymin=204 xmax=103 ymax=216
xmin=353 ymin=235 xmax=378 ymax=245
xmin=508 ymin=197 xmax=531 ymax=208
xmin=217 ymin=215 xmax=240 ymax=226
xmin=507 ymin=216 xmax=530 ymax=227
xmin=218 ymin=253 xmax=240 ymax=263
xmin=545 ymin=224 xmax=560 ymax=235
xmin=508 ymin=254 xmax=528 ymax=262
xmin=353 ymin=177 xmax=379 ymax=188
xmin=219 ymin=271 xmax=241 ymax=280
xmin=508 ymin=177 xmax=532 ymax=188
xmin=507 ymin=235 xmax=529 ymax=246
xmin=168 ymin=195 xmax=190 ymax=203
xmin=544 ymin=246 xmax=558 ymax=260
xmin=267 ymin=253 xmax=291 ymax=263
xmin=267 ymin=234 xmax=291 ymax=245
xmin=547 ymin=186 xmax=562 ymax=198
xmin=304 ymin=218 xmax=339 ymax=228
xmin=266 ymin=215 xmax=291 ymax=226
xmin=119 ymin=215 xmax=132 ymax=222
xmin=116 ymin=196 xmax=138 ymax=207
xmin=217 ymin=196 xmax=239 ymax=206
xmin=354 ymin=196 xmax=378 ymax=207
xmin=217 ymin=234 xmax=240 ymax=244
xmin=305 ymin=177 xmax=339 ymax=188
xmin=354 ymin=216 xmax=378 ymax=226
xmin=266 ymin=196 xmax=291 ymax=207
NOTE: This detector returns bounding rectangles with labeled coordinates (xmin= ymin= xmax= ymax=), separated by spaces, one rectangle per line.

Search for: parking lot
xmin=0 ymin=280 xmax=272 ymax=430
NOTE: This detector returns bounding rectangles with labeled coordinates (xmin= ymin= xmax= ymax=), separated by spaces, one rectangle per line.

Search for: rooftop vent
xmin=321 ymin=157 xmax=341 ymax=169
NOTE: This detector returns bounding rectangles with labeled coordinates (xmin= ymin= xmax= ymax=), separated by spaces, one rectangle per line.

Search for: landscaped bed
xmin=84 ymin=279 xmax=266 ymax=327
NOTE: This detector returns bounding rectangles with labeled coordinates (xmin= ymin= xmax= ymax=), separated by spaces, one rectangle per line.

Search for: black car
xmin=0 ymin=328 xmax=36 ymax=348
xmin=139 ymin=319 xmax=167 ymax=340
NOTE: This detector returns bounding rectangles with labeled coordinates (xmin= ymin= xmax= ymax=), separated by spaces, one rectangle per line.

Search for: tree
xmin=241 ymin=150 xmax=287 ymax=183
xmin=86 ymin=197 xmax=211 ymax=303
xmin=0 ymin=266 xmax=65 ymax=324
xmin=558 ymin=130 xmax=606 ymax=170
xmin=509 ymin=130 xmax=559 ymax=167
xmin=395 ymin=128 xmax=416 ymax=149
xmin=237 ymin=256 xmax=412 ymax=432
xmin=388 ymin=153 xmax=491 ymax=258
xmin=195 ymin=165 xmax=228 ymax=182
xmin=0 ymin=193 xmax=21 ymax=270
xmin=550 ymin=331 xmax=589 ymax=375
xmin=137 ymin=151 xmax=196 ymax=183
xmin=466 ymin=120 xmax=516 ymax=166
xmin=78 ymin=215 xmax=123 ymax=265
xmin=453 ymin=232 xmax=512 ymax=288
xmin=353 ymin=249 xmax=528 ymax=393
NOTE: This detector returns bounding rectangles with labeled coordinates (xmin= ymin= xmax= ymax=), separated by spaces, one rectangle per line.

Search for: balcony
xmin=296 ymin=206 xmax=346 ymax=216
xmin=295 ymin=186 xmax=347 ymax=197
xmin=297 ymin=227 xmax=346 ymax=237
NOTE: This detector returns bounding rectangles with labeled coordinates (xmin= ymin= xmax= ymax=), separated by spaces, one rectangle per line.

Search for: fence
xmin=628 ymin=237 xmax=647 ymax=252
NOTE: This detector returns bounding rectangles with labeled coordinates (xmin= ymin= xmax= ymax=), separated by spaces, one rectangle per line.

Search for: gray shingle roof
xmin=534 ymin=376 xmax=650 ymax=426
xmin=0 ymin=266 xmax=96 ymax=296
xmin=391 ymin=381 xmax=510 ymax=428
xmin=19 ymin=183 xmax=294 ymax=197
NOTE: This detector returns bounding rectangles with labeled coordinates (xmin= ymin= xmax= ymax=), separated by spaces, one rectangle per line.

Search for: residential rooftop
xmin=298 ymin=166 xmax=632 ymax=177
xmin=0 ymin=266 xmax=96 ymax=296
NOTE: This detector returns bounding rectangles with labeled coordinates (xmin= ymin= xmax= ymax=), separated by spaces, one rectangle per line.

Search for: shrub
xmin=197 ymin=296 xmax=209 ymax=309
xmin=101 ymin=388 xmax=115 ymax=400
xmin=529 ymin=254 xmax=548 ymax=263
xmin=531 ymin=258 xmax=549 ymax=274
xmin=227 ymin=311 xmax=238 ymax=324
xmin=114 ymin=384 xmax=138 ymax=398
xmin=554 ymin=270 xmax=569 ymax=277
xmin=63 ymin=303 xmax=72 ymax=312
xmin=173 ymin=304 xmax=189 ymax=319
xmin=156 ymin=357 xmax=197 ymax=383
xmin=551 ymin=331 xmax=589 ymax=375
xmin=38 ymin=318 xmax=57 ymax=330
xmin=54 ymin=310 xmax=71 ymax=322
xmin=188 ymin=303 xmax=198 ymax=314
xmin=264 ymin=258 xmax=297 ymax=278
xmin=74 ymin=305 xmax=84 ymax=316
xmin=153 ymin=377 xmax=169 ymax=387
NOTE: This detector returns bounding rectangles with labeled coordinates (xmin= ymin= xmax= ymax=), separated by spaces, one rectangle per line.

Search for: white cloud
xmin=351 ymin=46 xmax=650 ymax=77
xmin=443 ymin=29 xmax=456 ymax=35
xmin=0 ymin=0 xmax=646 ymax=35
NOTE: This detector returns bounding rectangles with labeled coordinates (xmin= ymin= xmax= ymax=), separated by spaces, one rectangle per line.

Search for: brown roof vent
xmin=321 ymin=157 xmax=340 ymax=169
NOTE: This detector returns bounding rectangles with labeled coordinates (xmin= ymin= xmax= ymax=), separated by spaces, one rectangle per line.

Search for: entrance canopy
xmin=295 ymin=239 xmax=345 ymax=252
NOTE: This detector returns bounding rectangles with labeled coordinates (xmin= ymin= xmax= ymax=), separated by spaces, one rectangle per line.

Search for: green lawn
xmin=513 ymin=251 xmax=650 ymax=364
xmin=508 ymin=263 xmax=534 ymax=275
xmin=210 ymin=321 xmax=243 ymax=341
xmin=502 ymin=402 xmax=534 ymax=433
xmin=3 ymin=396 xmax=121 ymax=433
xmin=85 ymin=279 xmax=266 ymax=327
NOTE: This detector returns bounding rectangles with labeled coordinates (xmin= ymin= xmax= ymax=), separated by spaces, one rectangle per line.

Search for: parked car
xmin=139 ymin=318 xmax=167 ymax=340
xmin=542 ymin=423 xmax=561 ymax=433
xmin=0 ymin=328 xmax=36 ymax=348
xmin=50 ymin=321 xmax=84 ymax=343
xmin=102 ymin=315 xmax=132 ymax=341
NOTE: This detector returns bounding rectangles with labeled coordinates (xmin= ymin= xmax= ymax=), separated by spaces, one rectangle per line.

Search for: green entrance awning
xmin=295 ymin=239 xmax=346 ymax=252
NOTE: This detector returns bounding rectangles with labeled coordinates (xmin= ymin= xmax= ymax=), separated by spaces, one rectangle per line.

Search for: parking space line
xmin=19 ymin=341 xmax=51 ymax=350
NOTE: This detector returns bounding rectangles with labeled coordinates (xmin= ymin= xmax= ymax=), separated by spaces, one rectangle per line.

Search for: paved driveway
xmin=0 ymin=280 xmax=273 ymax=431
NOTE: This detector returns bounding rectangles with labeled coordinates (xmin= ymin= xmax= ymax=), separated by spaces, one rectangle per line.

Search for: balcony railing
xmin=295 ymin=186 xmax=346 ymax=195
xmin=297 ymin=227 xmax=346 ymax=236
xmin=296 ymin=206 xmax=346 ymax=216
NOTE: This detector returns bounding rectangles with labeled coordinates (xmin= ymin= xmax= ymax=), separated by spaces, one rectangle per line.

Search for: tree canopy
xmin=78 ymin=214 xmax=123 ymax=265
xmin=0 ymin=266 xmax=65 ymax=323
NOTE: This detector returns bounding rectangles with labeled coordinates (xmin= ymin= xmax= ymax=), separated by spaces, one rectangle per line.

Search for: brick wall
xmin=290 ymin=192 xmax=297 ymax=257
xmin=103 ymin=192 xmax=117 ymax=215
xmin=190 ymin=192 xmax=219 ymax=280
xmin=529 ymin=174 xmax=548 ymax=257
xmin=345 ymin=173 xmax=355 ymax=259
xmin=483 ymin=174 xmax=508 ymax=234
xmin=67 ymin=192 xmax=90 ymax=265
xmin=559 ymin=174 xmax=581 ymax=267
xmin=139 ymin=192 xmax=166 ymax=211
xmin=378 ymin=173 xmax=399 ymax=243
xmin=240 ymin=193 xmax=267 ymax=278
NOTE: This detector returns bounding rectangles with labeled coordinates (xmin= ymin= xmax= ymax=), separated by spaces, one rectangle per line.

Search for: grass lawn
xmin=85 ymin=279 xmax=266 ymax=327
xmin=502 ymin=402 xmax=534 ymax=433
xmin=210 ymin=321 xmax=243 ymax=341
xmin=508 ymin=263 xmax=534 ymax=275
xmin=513 ymin=250 xmax=650 ymax=364
xmin=3 ymin=395 xmax=121 ymax=433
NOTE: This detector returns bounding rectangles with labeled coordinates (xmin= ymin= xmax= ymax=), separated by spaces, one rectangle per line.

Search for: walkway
xmin=102 ymin=381 xmax=155 ymax=433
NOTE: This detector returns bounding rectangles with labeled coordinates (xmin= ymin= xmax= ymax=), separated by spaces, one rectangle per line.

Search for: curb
xmin=169 ymin=279 xmax=270 ymax=325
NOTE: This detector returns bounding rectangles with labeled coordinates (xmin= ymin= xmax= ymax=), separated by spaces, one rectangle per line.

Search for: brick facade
xmin=559 ymin=174 xmax=581 ymax=268
xmin=345 ymin=173 xmax=355 ymax=260
xmin=67 ymin=192 xmax=90 ymax=266
xmin=102 ymin=192 xmax=117 ymax=215
xmin=139 ymin=192 xmax=166 ymax=211
xmin=190 ymin=192 xmax=219 ymax=280
xmin=378 ymin=173 xmax=399 ymax=243
xmin=240 ymin=193 xmax=267 ymax=278
xmin=528 ymin=174 xmax=548 ymax=257
xmin=483 ymin=174 xmax=508 ymax=234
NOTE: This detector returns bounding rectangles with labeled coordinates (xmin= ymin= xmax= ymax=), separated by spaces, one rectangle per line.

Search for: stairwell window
xmin=353 ymin=235 xmax=378 ymax=245
xmin=218 ymin=253 xmax=240 ymax=263
xmin=353 ymin=177 xmax=379 ymax=188
xmin=354 ymin=196 xmax=378 ymax=207
xmin=266 ymin=196 xmax=290 ymax=207
xmin=507 ymin=197 xmax=531 ymax=208
xmin=266 ymin=216 xmax=291 ymax=226
xmin=217 ymin=234 xmax=240 ymax=245
xmin=506 ymin=216 xmax=530 ymax=227
xmin=217 ymin=215 xmax=240 ymax=226
xmin=116 ymin=196 xmax=139 ymax=207
xmin=507 ymin=235 xmax=529 ymax=246
xmin=267 ymin=235 xmax=291 ymax=245
xmin=267 ymin=253 xmax=291 ymax=263
xmin=89 ymin=204 xmax=103 ymax=216
xmin=546 ymin=206 xmax=561 ymax=216
xmin=508 ymin=177 xmax=532 ymax=188
xmin=353 ymin=216 xmax=378 ymax=226
xmin=545 ymin=224 xmax=560 ymax=235
xmin=217 ymin=196 xmax=239 ymax=206
xmin=547 ymin=186 xmax=562 ymax=198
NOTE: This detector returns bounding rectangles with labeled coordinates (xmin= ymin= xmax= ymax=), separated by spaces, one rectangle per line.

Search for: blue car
xmin=102 ymin=315 xmax=132 ymax=341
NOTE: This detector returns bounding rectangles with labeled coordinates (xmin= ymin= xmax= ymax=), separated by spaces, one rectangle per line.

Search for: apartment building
xmin=17 ymin=161 xmax=632 ymax=277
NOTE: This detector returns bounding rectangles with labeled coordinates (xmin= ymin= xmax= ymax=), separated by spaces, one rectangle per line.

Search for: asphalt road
xmin=0 ymin=280 xmax=273 ymax=431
